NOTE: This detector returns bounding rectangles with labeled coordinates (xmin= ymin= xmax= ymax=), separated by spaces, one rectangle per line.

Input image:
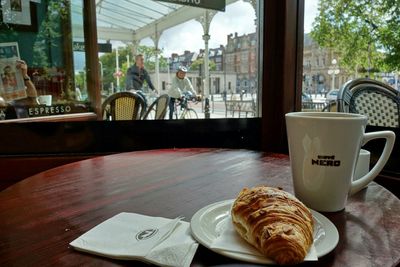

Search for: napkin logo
xmin=312 ymin=155 xmax=341 ymax=167
xmin=136 ymin=228 xmax=159 ymax=241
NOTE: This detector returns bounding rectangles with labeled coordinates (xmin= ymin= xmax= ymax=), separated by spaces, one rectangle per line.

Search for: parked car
xmin=326 ymin=89 xmax=339 ymax=101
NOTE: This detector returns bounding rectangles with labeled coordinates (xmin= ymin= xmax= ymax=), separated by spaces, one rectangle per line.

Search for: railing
xmin=225 ymin=99 xmax=256 ymax=118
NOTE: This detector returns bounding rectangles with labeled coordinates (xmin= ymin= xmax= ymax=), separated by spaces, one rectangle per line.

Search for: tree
xmin=311 ymin=0 xmax=400 ymax=73
xmin=190 ymin=58 xmax=217 ymax=71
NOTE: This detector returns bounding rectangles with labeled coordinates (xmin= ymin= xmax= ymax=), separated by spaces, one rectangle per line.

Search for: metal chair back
xmin=143 ymin=94 xmax=170 ymax=120
xmin=102 ymin=92 xmax=145 ymax=121
xmin=337 ymin=78 xmax=400 ymax=127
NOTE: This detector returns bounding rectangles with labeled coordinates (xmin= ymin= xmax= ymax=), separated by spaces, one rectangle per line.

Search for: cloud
xmin=304 ymin=0 xmax=319 ymax=33
xmin=140 ymin=0 xmax=320 ymax=55
xmin=140 ymin=0 xmax=256 ymax=57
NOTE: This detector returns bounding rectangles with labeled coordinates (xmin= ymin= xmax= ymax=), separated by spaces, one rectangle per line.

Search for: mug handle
xmin=350 ymin=131 xmax=396 ymax=195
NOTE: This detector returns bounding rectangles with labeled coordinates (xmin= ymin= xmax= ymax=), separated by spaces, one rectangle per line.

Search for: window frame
xmin=0 ymin=0 xmax=304 ymax=155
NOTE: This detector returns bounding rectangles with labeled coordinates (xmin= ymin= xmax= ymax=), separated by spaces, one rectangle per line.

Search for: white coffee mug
xmin=355 ymin=149 xmax=370 ymax=181
xmin=38 ymin=95 xmax=52 ymax=106
xmin=285 ymin=112 xmax=395 ymax=212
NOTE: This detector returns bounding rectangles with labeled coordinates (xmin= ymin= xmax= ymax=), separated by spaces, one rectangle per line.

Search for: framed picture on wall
xmin=0 ymin=0 xmax=38 ymax=32
xmin=0 ymin=42 xmax=27 ymax=101
xmin=0 ymin=42 xmax=20 ymax=59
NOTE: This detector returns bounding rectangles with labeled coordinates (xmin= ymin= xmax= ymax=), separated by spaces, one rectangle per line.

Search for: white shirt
xmin=168 ymin=76 xmax=196 ymax=99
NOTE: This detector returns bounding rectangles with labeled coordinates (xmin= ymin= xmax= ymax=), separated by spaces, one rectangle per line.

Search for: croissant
xmin=231 ymin=186 xmax=314 ymax=265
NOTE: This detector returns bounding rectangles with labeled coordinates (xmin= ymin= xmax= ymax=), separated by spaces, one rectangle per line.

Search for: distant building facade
xmin=303 ymin=34 xmax=350 ymax=94
xmin=225 ymin=32 xmax=257 ymax=94
xmin=159 ymin=32 xmax=259 ymax=95
xmin=150 ymin=71 xmax=237 ymax=96
xmin=169 ymin=50 xmax=197 ymax=72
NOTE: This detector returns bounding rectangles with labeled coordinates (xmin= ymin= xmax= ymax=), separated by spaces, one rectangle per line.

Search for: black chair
xmin=322 ymin=100 xmax=337 ymax=112
xmin=337 ymin=78 xmax=400 ymax=127
xmin=143 ymin=94 xmax=170 ymax=120
xmin=102 ymin=92 xmax=146 ymax=121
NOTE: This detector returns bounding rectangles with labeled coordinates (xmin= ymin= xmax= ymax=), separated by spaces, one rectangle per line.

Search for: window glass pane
xmin=97 ymin=0 xmax=262 ymax=120
xmin=302 ymin=0 xmax=400 ymax=115
xmin=0 ymin=0 xmax=91 ymax=121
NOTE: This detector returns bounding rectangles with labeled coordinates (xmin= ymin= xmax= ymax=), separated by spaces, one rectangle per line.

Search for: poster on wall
xmin=2 ymin=0 xmax=31 ymax=25
xmin=0 ymin=0 xmax=38 ymax=31
xmin=0 ymin=42 xmax=27 ymax=101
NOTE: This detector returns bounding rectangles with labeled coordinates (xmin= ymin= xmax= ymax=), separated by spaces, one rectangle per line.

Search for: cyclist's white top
xmin=168 ymin=76 xmax=196 ymax=99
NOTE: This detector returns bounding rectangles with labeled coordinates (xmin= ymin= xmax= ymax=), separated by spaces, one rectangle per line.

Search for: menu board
xmin=0 ymin=42 xmax=27 ymax=101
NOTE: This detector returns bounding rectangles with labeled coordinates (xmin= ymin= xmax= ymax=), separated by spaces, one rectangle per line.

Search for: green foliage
xmin=99 ymin=45 xmax=167 ymax=90
xmin=32 ymin=0 xmax=70 ymax=68
xmin=190 ymin=58 xmax=217 ymax=71
xmin=75 ymin=71 xmax=86 ymax=91
xmin=311 ymin=0 xmax=400 ymax=72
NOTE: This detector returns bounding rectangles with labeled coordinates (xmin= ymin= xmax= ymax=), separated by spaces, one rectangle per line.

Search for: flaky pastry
xmin=231 ymin=186 xmax=314 ymax=265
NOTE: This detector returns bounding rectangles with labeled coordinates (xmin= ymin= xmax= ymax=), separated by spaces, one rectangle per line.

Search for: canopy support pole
xmin=198 ymin=10 xmax=216 ymax=119
xmin=151 ymin=25 xmax=162 ymax=92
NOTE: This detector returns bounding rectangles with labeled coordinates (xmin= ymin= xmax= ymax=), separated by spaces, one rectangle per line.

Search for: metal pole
xmin=167 ymin=57 xmax=170 ymax=90
xmin=99 ymin=61 xmax=104 ymax=92
xmin=116 ymin=47 xmax=120 ymax=89
xmin=203 ymin=32 xmax=210 ymax=119
xmin=155 ymin=49 xmax=160 ymax=91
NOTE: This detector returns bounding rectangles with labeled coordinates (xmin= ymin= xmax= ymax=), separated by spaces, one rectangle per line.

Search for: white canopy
xmin=72 ymin=0 xmax=240 ymax=43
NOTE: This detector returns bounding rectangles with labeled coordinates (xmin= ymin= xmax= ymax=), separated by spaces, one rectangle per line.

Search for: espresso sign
xmin=28 ymin=105 xmax=73 ymax=117
xmin=155 ymin=0 xmax=226 ymax=11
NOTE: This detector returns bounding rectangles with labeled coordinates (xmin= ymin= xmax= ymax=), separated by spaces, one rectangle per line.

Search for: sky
xmin=304 ymin=0 xmax=319 ymax=33
xmin=138 ymin=0 xmax=320 ymax=57
xmin=75 ymin=1 xmax=320 ymax=71
xmin=140 ymin=0 xmax=258 ymax=57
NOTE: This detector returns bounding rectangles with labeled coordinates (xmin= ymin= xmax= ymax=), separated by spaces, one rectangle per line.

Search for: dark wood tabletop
xmin=1 ymin=148 xmax=399 ymax=267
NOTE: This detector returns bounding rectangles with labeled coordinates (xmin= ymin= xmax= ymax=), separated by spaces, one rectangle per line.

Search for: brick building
xmin=225 ymin=32 xmax=257 ymax=94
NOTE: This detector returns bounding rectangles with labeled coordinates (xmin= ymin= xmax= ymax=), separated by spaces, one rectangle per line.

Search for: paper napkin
xmin=69 ymin=212 xmax=198 ymax=267
xmin=210 ymin=216 xmax=318 ymax=263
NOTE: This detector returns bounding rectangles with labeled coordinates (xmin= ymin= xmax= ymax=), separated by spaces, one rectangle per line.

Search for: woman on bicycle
xmin=167 ymin=66 xmax=197 ymax=119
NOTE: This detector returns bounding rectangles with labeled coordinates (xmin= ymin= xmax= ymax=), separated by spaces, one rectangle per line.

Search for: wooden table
xmin=1 ymin=149 xmax=399 ymax=267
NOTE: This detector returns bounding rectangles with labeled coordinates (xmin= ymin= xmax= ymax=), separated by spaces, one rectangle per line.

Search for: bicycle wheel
xmin=182 ymin=108 xmax=198 ymax=119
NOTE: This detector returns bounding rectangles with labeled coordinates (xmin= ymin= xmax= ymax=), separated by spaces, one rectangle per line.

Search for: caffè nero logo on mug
xmin=312 ymin=155 xmax=341 ymax=167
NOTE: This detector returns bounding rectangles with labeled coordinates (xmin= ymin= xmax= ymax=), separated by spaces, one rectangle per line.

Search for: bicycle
xmin=126 ymin=88 xmax=158 ymax=118
xmin=173 ymin=92 xmax=199 ymax=119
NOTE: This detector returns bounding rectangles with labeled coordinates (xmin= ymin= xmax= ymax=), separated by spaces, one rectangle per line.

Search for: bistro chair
xmin=143 ymin=94 xmax=170 ymax=120
xmin=337 ymin=78 xmax=400 ymax=127
xmin=102 ymin=92 xmax=146 ymax=121
xmin=322 ymin=100 xmax=337 ymax=112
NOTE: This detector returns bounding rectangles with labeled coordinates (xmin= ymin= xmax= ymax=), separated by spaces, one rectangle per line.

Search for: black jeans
xmin=169 ymin=97 xmax=177 ymax=119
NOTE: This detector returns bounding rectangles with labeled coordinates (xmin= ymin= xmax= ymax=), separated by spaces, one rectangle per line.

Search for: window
xmin=98 ymin=0 xmax=262 ymax=120
xmin=302 ymin=0 xmax=400 ymax=113
xmin=0 ymin=0 xmax=92 ymax=121
xmin=0 ymin=1 xmax=305 ymax=156
xmin=0 ymin=0 xmax=262 ymax=122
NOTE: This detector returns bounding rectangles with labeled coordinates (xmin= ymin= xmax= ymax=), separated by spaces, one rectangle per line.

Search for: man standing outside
xmin=125 ymin=54 xmax=158 ymax=103
xmin=167 ymin=66 xmax=197 ymax=119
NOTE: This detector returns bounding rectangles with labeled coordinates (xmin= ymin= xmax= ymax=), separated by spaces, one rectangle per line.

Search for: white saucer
xmin=190 ymin=199 xmax=339 ymax=264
